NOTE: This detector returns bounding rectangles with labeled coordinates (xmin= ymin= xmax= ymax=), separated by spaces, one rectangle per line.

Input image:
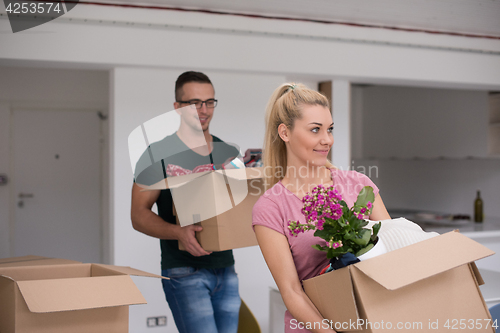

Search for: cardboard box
xmin=0 ymin=256 xmax=167 ymax=333
xmin=147 ymin=167 xmax=264 ymax=251
xmin=302 ymin=232 xmax=496 ymax=332
xmin=0 ymin=255 xmax=81 ymax=267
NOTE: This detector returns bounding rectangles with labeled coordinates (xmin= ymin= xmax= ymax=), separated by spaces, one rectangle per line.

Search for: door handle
xmin=18 ymin=193 xmax=34 ymax=198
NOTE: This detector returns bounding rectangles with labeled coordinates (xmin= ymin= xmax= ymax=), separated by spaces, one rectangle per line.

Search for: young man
xmin=131 ymin=71 xmax=241 ymax=333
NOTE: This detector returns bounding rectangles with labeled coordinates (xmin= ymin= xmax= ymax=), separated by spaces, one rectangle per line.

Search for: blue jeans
xmin=161 ymin=266 xmax=241 ymax=333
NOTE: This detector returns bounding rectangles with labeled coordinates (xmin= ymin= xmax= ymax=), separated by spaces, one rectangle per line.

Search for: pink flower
xmin=317 ymin=219 xmax=325 ymax=230
xmin=328 ymin=240 xmax=343 ymax=249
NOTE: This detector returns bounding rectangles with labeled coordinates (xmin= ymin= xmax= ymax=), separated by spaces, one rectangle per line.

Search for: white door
xmin=12 ymin=109 xmax=102 ymax=263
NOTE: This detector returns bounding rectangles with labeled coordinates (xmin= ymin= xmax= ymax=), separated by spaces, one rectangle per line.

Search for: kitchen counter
xmin=387 ymin=210 xmax=500 ymax=235
xmin=420 ymin=217 xmax=500 ymax=235
xmin=388 ymin=210 xmax=500 ymax=273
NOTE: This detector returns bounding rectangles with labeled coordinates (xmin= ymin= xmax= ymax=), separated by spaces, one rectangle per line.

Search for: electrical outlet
xmin=157 ymin=316 xmax=167 ymax=326
xmin=147 ymin=316 xmax=167 ymax=327
xmin=147 ymin=317 xmax=157 ymax=327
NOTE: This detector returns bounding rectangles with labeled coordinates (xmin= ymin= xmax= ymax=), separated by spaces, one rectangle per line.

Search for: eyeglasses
xmin=177 ymin=99 xmax=218 ymax=109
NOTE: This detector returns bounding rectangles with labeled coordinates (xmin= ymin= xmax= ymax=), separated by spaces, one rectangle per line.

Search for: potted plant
xmin=288 ymin=185 xmax=383 ymax=270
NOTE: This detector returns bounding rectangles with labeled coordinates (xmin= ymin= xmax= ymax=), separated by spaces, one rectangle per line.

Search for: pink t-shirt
xmin=252 ymin=169 xmax=379 ymax=332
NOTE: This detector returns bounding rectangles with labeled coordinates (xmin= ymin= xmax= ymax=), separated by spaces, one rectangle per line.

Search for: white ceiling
xmin=94 ymin=0 xmax=500 ymax=38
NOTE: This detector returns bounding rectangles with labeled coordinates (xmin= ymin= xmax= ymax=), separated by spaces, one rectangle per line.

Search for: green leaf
xmin=352 ymin=229 xmax=370 ymax=246
xmin=327 ymin=247 xmax=348 ymax=259
xmin=341 ymin=202 xmax=350 ymax=215
xmin=348 ymin=214 xmax=358 ymax=225
xmin=343 ymin=231 xmax=356 ymax=241
xmin=371 ymin=222 xmax=381 ymax=241
xmin=312 ymin=244 xmax=327 ymax=251
xmin=313 ymin=229 xmax=331 ymax=241
xmin=354 ymin=186 xmax=375 ymax=207
xmin=324 ymin=217 xmax=335 ymax=226
xmin=355 ymin=243 xmax=374 ymax=257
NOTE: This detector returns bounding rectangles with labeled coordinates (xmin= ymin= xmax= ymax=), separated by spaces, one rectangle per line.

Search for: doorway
xmin=11 ymin=108 xmax=103 ymax=263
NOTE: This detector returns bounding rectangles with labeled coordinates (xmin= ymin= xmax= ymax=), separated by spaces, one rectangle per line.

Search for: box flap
xmin=140 ymin=171 xmax=210 ymax=191
xmin=0 ymin=275 xmax=16 ymax=333
xmin=165 ymin=170 xmax=211 ymax=189
xmin=92 ymin=264 xmax=169 ymax=280
xmin=220 ymin=170 xmax=252 ymax=207
xmin=354 ymin=231 xmax=495 ymax=290
xmin=216 ymin=167 xmax=264 ymax=181
xmin=470 ymin=262 xmax=484 ymax=286
xmin=303 ymin=267 xmax=359 ymax=324
xmin=139 ymin=167 xmax=264 ymax=191
xmin=143 ymin=167 xmax=264 ymax=226
xmin=0 ymin=256 xmax=81 ymax=267
xmin=172 ymin=171 xmax=233 ymax=227
xmin=0 ymin=255 xmax=47 ymax=265
xmin=16 ymin=275 xmax=146 ymax=313
xmin=139 ymin=177 xmax=168 ymax=191
xmin=0 ymin=263 xmax=92 ymax=282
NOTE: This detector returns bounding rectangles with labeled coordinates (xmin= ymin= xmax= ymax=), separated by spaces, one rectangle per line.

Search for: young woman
xmin=252 ymin=83 xmax=391 ymax=333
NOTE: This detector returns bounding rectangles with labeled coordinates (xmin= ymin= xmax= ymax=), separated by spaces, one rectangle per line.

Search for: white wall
xmin=356 ymin=85 xmax=500 ymax=218
xmin=0 ymin=66 xmax=108 ymax=260
xmin=331 ymin=80 xmax=352 ymax=169
xmin=1 ymin=3 xmax=500 ymax=89
xmin=0 ymin=66 xmax=109 ymax=106
xmin=209 ymin=71 xmax=285 ymax=152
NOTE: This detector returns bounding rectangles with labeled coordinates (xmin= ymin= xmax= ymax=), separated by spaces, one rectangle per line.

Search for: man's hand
xmin=131 ymin=183 xmax=211 ymax=257
xmin=177 ymin=224 xmax=212 ymax=257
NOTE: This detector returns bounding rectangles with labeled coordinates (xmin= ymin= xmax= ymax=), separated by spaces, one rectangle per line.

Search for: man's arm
xmin=131 ymin=183 xmax=211 ymax=256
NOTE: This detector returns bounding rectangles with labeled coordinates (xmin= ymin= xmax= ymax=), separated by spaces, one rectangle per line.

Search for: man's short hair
xmin=175 ymin=71 xmax=213 ymax=101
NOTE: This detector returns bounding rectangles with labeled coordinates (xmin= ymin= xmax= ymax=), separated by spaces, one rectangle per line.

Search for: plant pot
xmin=357 ymin=237 xmax=387 ymax=261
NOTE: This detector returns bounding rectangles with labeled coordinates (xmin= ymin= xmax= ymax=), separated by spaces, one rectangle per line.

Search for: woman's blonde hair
xmin=263 ymin=83 xmax=333 ymax=189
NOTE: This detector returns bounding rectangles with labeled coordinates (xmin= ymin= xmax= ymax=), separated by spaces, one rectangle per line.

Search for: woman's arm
xmin=254 ymin=225 xmax=336 ymax=333
xmin=370 ymin=193 xmax=391 ymax=220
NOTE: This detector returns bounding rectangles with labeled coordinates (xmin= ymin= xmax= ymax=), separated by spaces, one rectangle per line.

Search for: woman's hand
xmin=254 ymin=225 xmax=336 ymax=333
